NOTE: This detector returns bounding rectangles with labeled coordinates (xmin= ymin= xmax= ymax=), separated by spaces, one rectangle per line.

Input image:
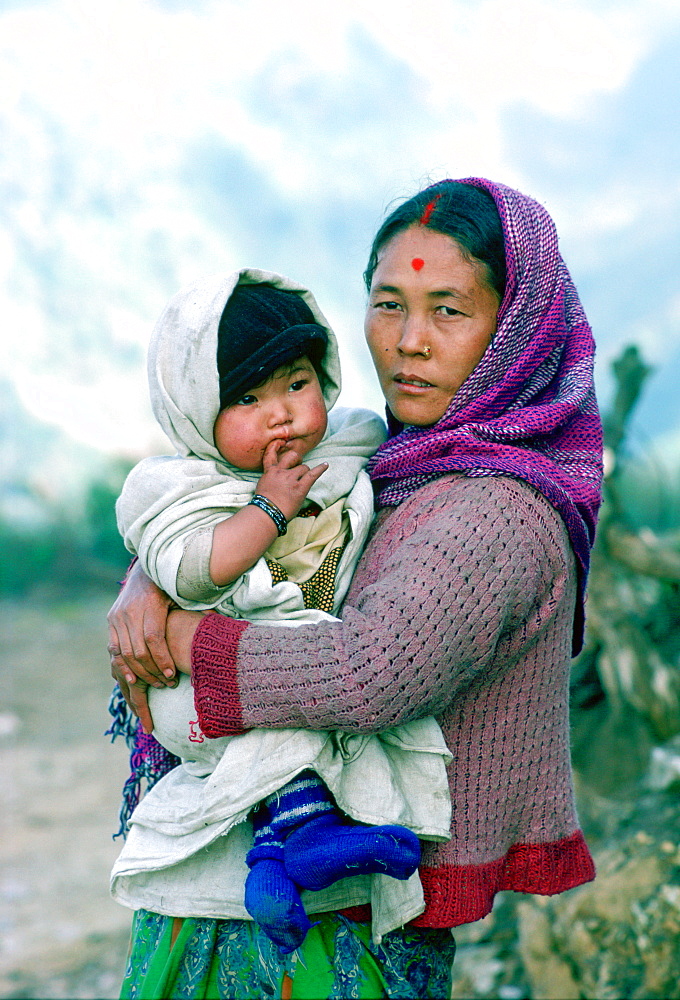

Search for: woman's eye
xmin=236 ymin=394 xmax=257 ymax=406
xmin=436 ymin=305 xmax=462 ymax=317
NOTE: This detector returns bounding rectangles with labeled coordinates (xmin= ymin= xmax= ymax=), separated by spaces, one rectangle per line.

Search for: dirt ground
xmin=1 ymin=593 xmax=134 ymax=999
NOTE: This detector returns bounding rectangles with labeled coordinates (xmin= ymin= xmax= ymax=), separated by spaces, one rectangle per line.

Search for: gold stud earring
xmin=422 ymin=346 xmax=432 ymax=358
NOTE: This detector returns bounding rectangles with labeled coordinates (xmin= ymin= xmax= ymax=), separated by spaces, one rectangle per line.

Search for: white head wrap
xmin=147 ymin=268 xmax=341 ymax=467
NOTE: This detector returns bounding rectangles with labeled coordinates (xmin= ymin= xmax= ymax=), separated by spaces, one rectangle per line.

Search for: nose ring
xmin=422 ymin=346 xmax=432 ymax=358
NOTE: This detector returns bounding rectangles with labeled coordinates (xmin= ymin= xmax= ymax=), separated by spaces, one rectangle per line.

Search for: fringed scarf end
xmin=106 ymin=684 xmax=138 ymax=747
xmin=107 ymin=685 xmax=181 ymax=839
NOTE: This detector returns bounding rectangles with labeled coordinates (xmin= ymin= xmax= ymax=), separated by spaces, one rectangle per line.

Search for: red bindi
xmin=411 ymin=257 xmax=424 ymax=271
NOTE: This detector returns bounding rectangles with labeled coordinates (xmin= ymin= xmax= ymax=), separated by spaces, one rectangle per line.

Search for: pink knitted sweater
xmin=191 ymin=473 xmax=595 ymax=928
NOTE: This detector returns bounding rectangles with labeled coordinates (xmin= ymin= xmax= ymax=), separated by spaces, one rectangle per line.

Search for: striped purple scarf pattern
xmin=366 ymin=178 xmax=603 ymax=653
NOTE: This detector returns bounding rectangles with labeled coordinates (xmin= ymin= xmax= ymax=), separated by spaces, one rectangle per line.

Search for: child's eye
xmin=289 ymin=379 xmax=309 ymax=392
xmin=235 ymin=394 xmax=257 ymax=406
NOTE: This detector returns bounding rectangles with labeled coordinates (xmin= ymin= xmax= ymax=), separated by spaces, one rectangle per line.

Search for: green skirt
xmin=120 ymin=910 xmax=456 ymax=999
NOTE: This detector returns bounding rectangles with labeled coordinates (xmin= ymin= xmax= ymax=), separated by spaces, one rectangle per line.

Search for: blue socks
xmin=244 ymin=857 xmax=312 ymax=954
xmin=244 ymin=796 xmax=312 ymax=954
xmin=244 ymin=772 xmax=421 ymax=952
xmin=284 ymin=813 xmax=421 ymax=891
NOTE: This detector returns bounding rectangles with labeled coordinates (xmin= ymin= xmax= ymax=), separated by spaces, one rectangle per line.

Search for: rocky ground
xmin=448 ymin=784 xmax=680 ymax=1000
xmin=2 ymin=592 xmax=679 ymax=999
xmin=448 ymin=711 xmax=680 ymax=1000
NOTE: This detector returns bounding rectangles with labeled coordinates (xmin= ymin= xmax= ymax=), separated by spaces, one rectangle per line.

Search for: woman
xmin=109 ymin=177 xmax=603 ymax=999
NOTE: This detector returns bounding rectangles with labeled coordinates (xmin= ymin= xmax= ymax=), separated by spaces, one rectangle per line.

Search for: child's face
xmin=214 ymin=357 xmax=328 ymax=471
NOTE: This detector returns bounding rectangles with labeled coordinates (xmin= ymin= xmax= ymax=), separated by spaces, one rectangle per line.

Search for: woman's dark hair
xmin=363 ymin=181 xmax=506 ymax=301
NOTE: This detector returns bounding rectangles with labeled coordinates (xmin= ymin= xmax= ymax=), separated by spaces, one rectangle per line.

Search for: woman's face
xmin=365 ymin=225 xmax=501 ymax=426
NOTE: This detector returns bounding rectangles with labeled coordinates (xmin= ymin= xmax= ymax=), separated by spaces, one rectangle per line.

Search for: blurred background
xmin=1 ymin=1 xmax=679 ymax=997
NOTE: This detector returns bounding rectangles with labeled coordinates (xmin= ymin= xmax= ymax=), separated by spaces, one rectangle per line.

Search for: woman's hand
xmin=107 ymin=562 xmax=205 ymax=733
xmin=108 ymin=560 xmax=178 ymax=685
xmin=108 ymin=563 xmax=179 ymax=730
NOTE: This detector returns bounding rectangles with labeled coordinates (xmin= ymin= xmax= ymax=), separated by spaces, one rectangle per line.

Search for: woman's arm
xmin=190 ymin=476 xmax=573 ymax=738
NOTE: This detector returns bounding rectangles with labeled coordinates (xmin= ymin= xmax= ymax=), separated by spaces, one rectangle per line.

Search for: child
xmin=111 ymin=269 xmax=452 ymax=952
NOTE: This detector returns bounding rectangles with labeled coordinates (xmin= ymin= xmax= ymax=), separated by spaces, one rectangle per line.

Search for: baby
xmin=113 ymin=269 xmax=452 ymax=951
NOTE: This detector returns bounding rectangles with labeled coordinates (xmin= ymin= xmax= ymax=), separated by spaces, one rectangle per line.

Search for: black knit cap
xmin=217 ymin=283 xmax=328 ymax=409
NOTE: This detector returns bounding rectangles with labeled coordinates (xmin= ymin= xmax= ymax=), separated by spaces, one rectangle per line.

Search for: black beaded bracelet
xmin=249 ymin=494 xmax=288 ymax=536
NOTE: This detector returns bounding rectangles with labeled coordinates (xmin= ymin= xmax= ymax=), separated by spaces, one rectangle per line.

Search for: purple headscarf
xmin=366 ymin=178 xmax=603 ymax=653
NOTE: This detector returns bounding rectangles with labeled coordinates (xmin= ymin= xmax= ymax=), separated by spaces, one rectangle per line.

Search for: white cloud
xmin=347 ymin=0 xmax=645 ymax=114
xmin=3 ymin=0 xmax=667 ymax=192
xmin=13 ymin=365 xmax=165 ymax=456
xmin=1 ymin=0 xmax=679 ymax=457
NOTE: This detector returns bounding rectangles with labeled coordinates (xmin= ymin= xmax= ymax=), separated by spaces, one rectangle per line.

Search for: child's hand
xmin=256 ymin=440 xmax=328 ymax=522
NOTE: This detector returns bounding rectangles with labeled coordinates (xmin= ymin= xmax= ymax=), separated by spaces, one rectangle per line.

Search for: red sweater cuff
xmin=191 ymin=613 xmax=249 ymax=737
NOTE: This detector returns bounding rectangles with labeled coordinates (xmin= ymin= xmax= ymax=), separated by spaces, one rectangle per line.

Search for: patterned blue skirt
xmin=120 ymin=910 xmax=456 ymax=999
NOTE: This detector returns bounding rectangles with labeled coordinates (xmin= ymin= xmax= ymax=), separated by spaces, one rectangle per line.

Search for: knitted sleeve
xmin=192 ymin=475 xmax=573 ymax=737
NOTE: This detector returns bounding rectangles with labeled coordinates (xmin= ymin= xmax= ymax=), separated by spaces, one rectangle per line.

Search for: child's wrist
xmin=248 ymin=494 xmax=288 ymax=536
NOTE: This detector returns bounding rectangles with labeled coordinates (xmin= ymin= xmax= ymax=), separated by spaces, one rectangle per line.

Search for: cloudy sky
xmin=2 ymin=0 xmax=679 ymax=480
